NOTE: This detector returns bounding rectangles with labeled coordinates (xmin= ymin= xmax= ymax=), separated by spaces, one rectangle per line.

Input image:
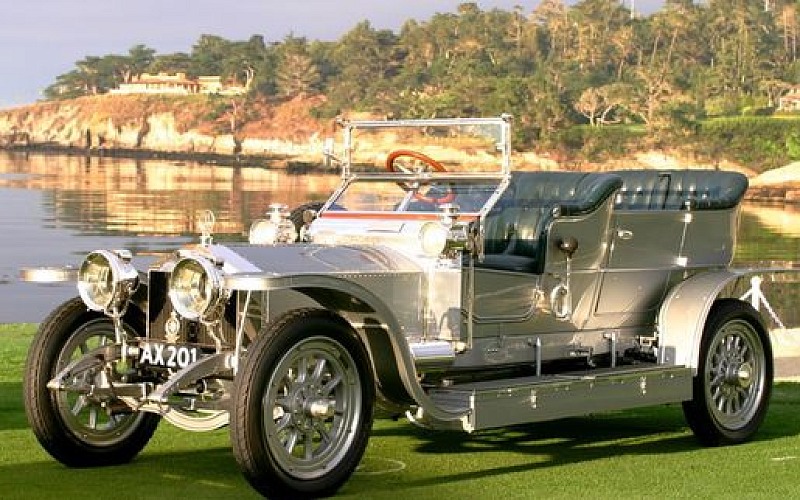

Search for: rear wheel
xmin=231 ymin=308 xmax=375 ymax=499
xmin=23 ymin=297 xmax=160 ymax=466
xmin=682 ymin=299 xmax=772 ymax=445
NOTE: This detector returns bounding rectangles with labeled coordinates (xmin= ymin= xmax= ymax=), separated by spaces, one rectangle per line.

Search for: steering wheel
xmin=386 ymin=149 xmax=448 ymax=173
xmin=385 ymin=149 xmax=455 ymax=204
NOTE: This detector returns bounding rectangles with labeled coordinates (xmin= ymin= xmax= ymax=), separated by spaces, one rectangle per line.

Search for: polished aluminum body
xmin=34 ymin=116 xmax=792 ymax=497
xmin=50 ymin=117 xmax=769 ymax=421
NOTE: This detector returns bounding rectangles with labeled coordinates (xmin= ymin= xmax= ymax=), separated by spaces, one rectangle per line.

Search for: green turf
xmin=2 ymin=324 xmax=799 ymax=499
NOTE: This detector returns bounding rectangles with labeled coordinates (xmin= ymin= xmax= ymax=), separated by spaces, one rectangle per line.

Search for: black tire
xmin=23 ymin=297 xmax=160 ymax=467
xmin=289 ymin=201 xmax=325 ymax=241
xmin=231 ymin=308 xmax=375 ymax=499
xmin=682 ymin=299 xmax=773 ymax=446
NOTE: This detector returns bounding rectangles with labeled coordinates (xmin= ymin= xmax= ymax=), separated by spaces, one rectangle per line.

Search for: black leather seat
xmin=480 ymin=172 xmax=622 ymax=273
xmin=613 ymin=170 xmax=748 ymax=210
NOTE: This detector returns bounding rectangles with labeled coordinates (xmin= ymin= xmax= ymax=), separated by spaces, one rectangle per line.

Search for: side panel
xmin=467 ymin=200 xmax=613 ymax=336
xmin=590 ymin=207 xmax=739 ymax=327
xmin=470 ymin=270 xmax=541 ymax=324
xmin=461 ymin=198 xmax=627 ymax=366
xmin=594 ymin=211 xmax=684 ymax=317
xmin=682 ymin=208 xmax=739 ymax=267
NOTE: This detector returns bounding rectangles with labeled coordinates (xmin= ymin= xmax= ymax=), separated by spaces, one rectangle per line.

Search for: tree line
xmin=43 ymin=0 xmax=800 ymax=168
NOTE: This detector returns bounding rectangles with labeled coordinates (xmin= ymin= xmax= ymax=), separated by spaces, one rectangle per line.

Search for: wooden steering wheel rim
xmin=385 ymin=149 xmax=448 ymax=172
xmin=385 ymin=150 xmax=454 ymax=205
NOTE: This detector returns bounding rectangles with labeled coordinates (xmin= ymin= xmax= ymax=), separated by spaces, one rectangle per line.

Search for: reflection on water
xmin=741 ymin=202 xmax=800 ymax=237
xmin=736 ymin=202 xmax=800 ymax=265
xmin=2 ymin=151 xmax=799 ymax=323
xmin=0 ymin=152 xmax=339 ymax=237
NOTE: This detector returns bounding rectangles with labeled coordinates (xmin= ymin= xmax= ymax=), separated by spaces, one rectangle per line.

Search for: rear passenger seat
xmin=613 ymin=169 xmax=748 ymax=210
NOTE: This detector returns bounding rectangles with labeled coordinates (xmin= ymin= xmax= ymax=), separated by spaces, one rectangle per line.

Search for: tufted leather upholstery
xmin=478 ymin=169 xmax=747 ymax=273
xmin=613 ymin=169 xmax=748 ymax=210
xmin=481 ymin=172 xmax=622 ymax=272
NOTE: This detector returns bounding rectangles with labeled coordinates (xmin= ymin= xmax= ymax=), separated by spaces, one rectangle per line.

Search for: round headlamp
xmin=168 ymin=257 xmax=227 ymax=321
xmin=419 ymin=222 xmax=449 ymax=257
xmin=249 ymin=219 xmax=280 ymax=245
xmin=77 ymin=250 xmax=138 ymax=314
xmin=249 ymin=203 xmax=297 ymax=245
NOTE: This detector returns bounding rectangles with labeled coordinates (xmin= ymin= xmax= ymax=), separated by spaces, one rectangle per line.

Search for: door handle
xmin=617 ymin=229 xmax=633 ymax=240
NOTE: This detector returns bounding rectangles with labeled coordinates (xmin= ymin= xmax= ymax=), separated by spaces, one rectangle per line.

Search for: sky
xmin=0 ymin=0 xmax=661 ymax=109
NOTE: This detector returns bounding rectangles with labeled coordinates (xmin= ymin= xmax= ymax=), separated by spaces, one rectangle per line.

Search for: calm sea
xmin=1 ymin=151 xmax=799 ymax=324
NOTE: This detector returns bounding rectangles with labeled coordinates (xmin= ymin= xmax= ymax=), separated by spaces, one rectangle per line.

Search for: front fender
xmin=226 ymin=272 xmax=469 ymax=423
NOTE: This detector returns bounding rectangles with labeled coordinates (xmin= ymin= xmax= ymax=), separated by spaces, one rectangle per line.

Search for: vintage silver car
xmin=25 ymin=116 xmax=778 ymax=498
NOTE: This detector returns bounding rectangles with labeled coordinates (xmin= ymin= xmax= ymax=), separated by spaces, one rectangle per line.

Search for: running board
xmin=415 ymin=366 xmax=693 ymax=432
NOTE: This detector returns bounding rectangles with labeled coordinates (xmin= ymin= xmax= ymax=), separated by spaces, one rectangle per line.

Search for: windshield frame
xmin=317 ymin=115 xmax=515 ymax=221
xmin=336 ymin=115 xmax=513 ymax=178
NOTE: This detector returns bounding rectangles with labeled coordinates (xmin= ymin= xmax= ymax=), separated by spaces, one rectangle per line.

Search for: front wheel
xmin=682 ymin=299 xmax=773 ymax=446
xmin=23 ymin=297 xmax=160 ymax=466
xmin=231 ymin=308 xmax=375 ymax=499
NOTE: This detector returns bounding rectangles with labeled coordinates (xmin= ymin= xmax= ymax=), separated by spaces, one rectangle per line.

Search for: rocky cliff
xmin=0 ymin=94 xmax=331 ymax=161
xmin=0 ymin=95 xmax=566 ymax=170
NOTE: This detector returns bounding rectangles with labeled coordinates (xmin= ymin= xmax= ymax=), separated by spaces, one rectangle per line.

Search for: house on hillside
xmin=196 ymin=76 xmax=247 ymax=96
xmin=110 ymin=72 xmax=199 ymax=95
xmin=778 ymin=86 xmax=800 ymax=111
xmin=111 ymin=72 xmax=247 ymax=96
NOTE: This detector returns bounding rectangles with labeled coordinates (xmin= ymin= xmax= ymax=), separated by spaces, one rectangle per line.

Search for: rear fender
xmin=657 ymin=269 xmax=761 ymax=373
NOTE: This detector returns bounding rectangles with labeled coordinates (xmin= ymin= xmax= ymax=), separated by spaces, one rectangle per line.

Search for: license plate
xmin=138 ymin=342 xmax=200 ymax=369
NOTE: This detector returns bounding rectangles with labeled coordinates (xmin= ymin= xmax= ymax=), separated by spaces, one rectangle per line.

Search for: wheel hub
xmin=722 ymin=359 xmax=753 ymax=389
xmin=735 ymin=362 xmax=753 ymax=389
xmin=287 ymin=383 xmax=336 ymax=429
xmin=307 ymin=398 xmax=336 ymax=419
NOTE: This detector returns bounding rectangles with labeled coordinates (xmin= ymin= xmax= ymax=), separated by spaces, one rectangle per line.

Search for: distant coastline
xmin=0 ymin=94 xmax=331 ymax=163
xmin=0 ymin=141 xmax=319 ymax=172
xmin=2 ymin=94 xmax=800 ymax=203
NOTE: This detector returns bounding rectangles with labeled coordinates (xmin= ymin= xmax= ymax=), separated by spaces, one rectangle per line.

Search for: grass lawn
xmin=2 ymin=324 xmax=799 ymax=499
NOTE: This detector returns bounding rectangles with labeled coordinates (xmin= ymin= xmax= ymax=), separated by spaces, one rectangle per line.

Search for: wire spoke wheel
xmin=55 ymin=320 xmax=145 ymax=445
xmin=264 ymin=337 xmax=362 ymax=478
xmin=24 ymin=297 xmax=159 ymax=467
xmin=704 ymin=319 xmax=765 ymax=430
xmin=231 ymin=308 xmax=374 ymax=499
xmin=683 ymin=299 xmax=773 ymax=446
